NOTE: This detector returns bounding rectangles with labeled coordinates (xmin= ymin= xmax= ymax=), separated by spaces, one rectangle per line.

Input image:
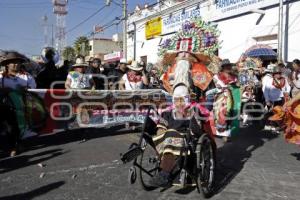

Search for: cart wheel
xmin=128 ymin=167 xmax=137 ymax=184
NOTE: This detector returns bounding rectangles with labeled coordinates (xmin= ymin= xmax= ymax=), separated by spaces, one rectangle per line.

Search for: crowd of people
xmin=0 ymin=49 xmax=158 ymax=92
xmin=1 ymin=47 xmax=300 ymax=157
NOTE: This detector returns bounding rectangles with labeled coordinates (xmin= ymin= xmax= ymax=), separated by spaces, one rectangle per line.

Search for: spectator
xmin=107 ymin=58 xmax=128 ymax=90
xmin=278 ymin=62 xmax=292 ymax=81
xmin=86 ymin=58 xmax=105 ymax=90
xmin=87 ymin=57 xmax=94 ymax=66
xmin=0 ymin=51 xmax=36 ymax=89
xmin=264 ymin=66 xmax=290 ymax=107
xmin=239 ymin=67 xmax=259 ymax=87
xmin=146 ymin=63 xmax=161 ymax=89
xmin=65 ymin=57 xmax=95 ymax=89
xmin=0 ymin=51 xmax=36 ymax=156
xmin=119 ymin=61 xmax=149 ymax=90
xmin=291 ymin=59 xmax=300 ymax=97
xmin=55 ymin=60 xmax=71 ymax=89
xmin=262 ymin=64 xmax=275 ymax=94
xmin=36 ymin=47 xmax=58 ymax=89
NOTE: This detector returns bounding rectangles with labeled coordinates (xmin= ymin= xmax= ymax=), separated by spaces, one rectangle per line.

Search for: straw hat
xmin=0 ymin=51 xmax=28 ymax=66
xmin=265 ymin=64 xmax=276 ymax=73
xmin=272 ymin=66 xmax=282 ymax=74
xmin=220 ymin=59 xmax=233 ymax=68
xmin=72 ymin=57 xmax=88 ymax=68
xmin=127 ymin=61 xmax=143 ymax=71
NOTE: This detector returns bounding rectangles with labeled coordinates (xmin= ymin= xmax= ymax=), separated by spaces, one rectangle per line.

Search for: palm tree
xmin=62 ymin=46 xmax=76 ymax=61
xmin=74 ymin=36 xmax=90 ymax=57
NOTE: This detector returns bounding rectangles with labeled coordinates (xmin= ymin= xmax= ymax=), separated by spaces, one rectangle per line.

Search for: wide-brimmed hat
xmin=220 ymin=59 xmax=233 ymax=68
xmin=120 ymin=58 xmax=128 ymax=64
xmin=272 ymin=66 xmax=282 ymax=74
xmin=127 ymin=61 xmax=143 ymax=71
xmin=0 ymin=51 xmax=28 ymax=66
xmin=87 ymin=56 xmax=94 ymax=63
xmin=159 ymin=18 xmax=220 ymax=66
xmin=265 ymin=64 xmax=276 ymax=73
xmin=72 ymin=57 xmax=88 ymax=68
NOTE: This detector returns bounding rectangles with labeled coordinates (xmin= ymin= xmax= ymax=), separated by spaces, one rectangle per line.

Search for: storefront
xmin=127 ymin=0 xmax=300 ymax=63
xmin=103 ymin=51 xmax=123 ymax=63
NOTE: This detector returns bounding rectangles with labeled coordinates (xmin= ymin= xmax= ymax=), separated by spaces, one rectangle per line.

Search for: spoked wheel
xmin=196 ymin=134 xmax=216 ymax=198
xmin=137 ymin=138 xmax=160 ymax=191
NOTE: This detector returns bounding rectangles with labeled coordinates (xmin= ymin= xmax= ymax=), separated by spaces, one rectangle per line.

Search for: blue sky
xmin=0 ymin=0 xmax=156 ymax=56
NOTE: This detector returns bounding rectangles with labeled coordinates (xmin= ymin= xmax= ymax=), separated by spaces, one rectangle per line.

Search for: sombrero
xmin=158 ymin=18 xmax=221 ymax=67
xmin=0 ymin=51 xmax=28 ymax=66
xmin=127 ymin=61 xmax=143 ymax=71
xmin=72 ymin=57 xmax=88 ymax=68
xmin=265 ymin=64 xmax=276 ymax=73
xmin=272 ymin=66 xmax=282 ymax=74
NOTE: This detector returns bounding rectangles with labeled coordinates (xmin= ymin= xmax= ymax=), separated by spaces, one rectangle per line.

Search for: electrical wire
xmin=66 ymin=5 xmax=107 ymax=34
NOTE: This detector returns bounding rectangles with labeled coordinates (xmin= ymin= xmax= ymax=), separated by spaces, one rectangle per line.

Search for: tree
xmin=62 ymin=46 xmax=76 ymax=61
xmin=74 ymin=36 xmax=90 ymax=57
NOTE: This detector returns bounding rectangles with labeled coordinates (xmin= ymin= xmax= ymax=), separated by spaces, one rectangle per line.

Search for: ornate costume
xmin=269 ymin=103 xmax=300 ymax=146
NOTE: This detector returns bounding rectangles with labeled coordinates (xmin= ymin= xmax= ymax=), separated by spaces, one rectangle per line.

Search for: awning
xmin=104 ymin=52 xmax=123 ymax=63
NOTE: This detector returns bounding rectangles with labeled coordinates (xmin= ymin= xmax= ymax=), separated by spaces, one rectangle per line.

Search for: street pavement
xmin=0 ymin=124 xmax=299 ymax=200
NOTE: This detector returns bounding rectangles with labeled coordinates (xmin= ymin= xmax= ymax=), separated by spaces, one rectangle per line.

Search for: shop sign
xmin=104 ymin=51 xmax=122 ymax=61
xmin=145 ymin=17 xmax=162 ymax=40
xmin=211 ymin=0 xmax=282 ymax=21
xmin=162 ymin=6 xmax=201 ymax=34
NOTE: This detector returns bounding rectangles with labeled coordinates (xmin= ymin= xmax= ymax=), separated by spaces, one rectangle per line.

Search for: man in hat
xmin=119 ymin=61 xmax=148 ymax=90
xmin=212 ymin=59 xmax=238 ymax=141
xmin=65 ymin=57 xmax=95 ymax=89
xmin=0 ymin=51 xmax=37 ymax=156
xmin=107 ymin=58 xmax=129 ymax=90
xmin=263 ymin=66 xmax=291 ymax=131
xmin=264 ymin=66 xmax=290 ymax=107
xmin=86 ymin=58 xmax=105 ymax=90
xmin=213 ymin=59 xmax=237 ymax=88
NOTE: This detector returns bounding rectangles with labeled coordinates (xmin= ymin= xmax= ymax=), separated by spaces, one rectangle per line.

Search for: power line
xmin=66 ymin=5 xmax=107 ymax=34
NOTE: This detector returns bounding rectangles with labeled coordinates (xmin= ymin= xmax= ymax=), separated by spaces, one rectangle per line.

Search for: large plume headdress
xmin=158 ymin=18 xmax=221 ymax=67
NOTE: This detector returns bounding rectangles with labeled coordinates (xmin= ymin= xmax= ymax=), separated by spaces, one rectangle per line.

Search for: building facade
xmin=89 ymin=38 xmax=122 ymax=61
xmin=127 ymin=0 xmax=300 ymax=63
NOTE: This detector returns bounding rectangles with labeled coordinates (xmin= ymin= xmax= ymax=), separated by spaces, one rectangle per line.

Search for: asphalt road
xmin=0 ymin=124 xmax=300 ymax=200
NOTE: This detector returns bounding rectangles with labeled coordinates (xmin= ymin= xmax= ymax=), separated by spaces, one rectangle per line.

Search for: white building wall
xmin=89 ymin=39 xmax=121 ymax=57
xmin=127 ymin=0 xmax=300 ymax=64
xmin=218 ymin=1 xmax=300 ymax=62
xmin=217 ymin=7 xmax=279 ymax=61
xmin=287 ymin=2 xmax=300 ymax=61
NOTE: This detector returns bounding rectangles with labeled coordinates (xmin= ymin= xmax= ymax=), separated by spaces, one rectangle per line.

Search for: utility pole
xmin=105 ymin=0 xmax=127 ymax=59
xmin=278 ymin=0 xmax=284 ymax=62
xmin=51 ymin=24 xmax=54 ymax=47
xmin=42 ymin=15 xmax=48 ymax=47
xmin=123 ymin=0 xmax=128 ymax=60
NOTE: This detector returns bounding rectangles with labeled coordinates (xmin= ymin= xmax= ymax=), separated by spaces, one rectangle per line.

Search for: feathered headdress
xmin=158 ymin=18 xmax=221 ymax=67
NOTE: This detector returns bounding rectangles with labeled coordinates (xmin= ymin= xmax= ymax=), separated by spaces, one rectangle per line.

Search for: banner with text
xmin=210 ymin=0 xmax=282 ymax=21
